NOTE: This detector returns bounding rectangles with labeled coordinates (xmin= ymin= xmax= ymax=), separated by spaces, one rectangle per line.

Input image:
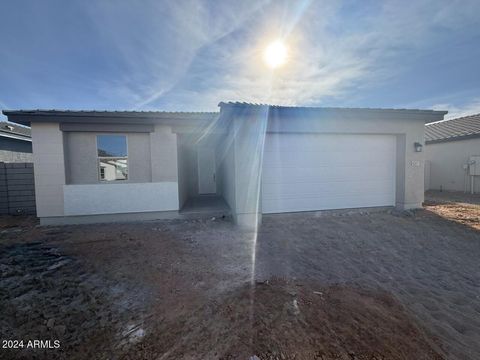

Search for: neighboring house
xmin=0 ymin=121 xmax=32 ymax=162
xmin=0 ymin=121 xmax=35 ymax=215
xmin=3 ymin=103 xmax=446 ymax=226
xmin=425 ymin=114 xmax=480 ymax=193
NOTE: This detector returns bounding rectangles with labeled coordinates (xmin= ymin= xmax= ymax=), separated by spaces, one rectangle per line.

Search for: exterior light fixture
xmin=414 ymin=142 xmax=423 ymax=152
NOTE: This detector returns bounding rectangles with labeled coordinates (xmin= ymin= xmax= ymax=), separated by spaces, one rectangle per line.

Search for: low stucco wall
xmin=425 ymin=137 xmax=480 ymax=193
xmin=63 ymin=182 xmax=179 ymax=216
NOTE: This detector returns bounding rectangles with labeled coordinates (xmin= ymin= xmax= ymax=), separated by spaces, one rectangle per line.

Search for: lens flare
xmin=263 ymin=40 xmax=288 ymax=69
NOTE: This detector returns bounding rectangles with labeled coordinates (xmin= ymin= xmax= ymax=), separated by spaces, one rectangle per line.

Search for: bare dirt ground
xmin=1 ymin=193 xmax=479 ymax=359
xmin=425 ymin=190 xmax=480 ymax=230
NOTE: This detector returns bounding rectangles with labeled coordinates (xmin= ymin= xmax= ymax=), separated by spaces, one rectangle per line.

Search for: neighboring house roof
xmin=0 ymin=121 xmax=32 ymax=142
xmin=425 ymin=113 xmax=480 ymax=144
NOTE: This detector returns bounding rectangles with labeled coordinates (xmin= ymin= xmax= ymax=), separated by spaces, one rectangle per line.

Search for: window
xmin=97 ymin=135 xmax=128 ymax=181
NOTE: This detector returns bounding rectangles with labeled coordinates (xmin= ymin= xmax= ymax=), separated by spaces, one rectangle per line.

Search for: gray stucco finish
xmin=29 ymin=122 xmax=180 ymax=219
xmin=217 ymin=104 xmax=442 ymax=227
xmin=65 ymin=132 xmax=152 ymax=184
xmin=0 ymin=137 xmax=32 ymax=163
xmin=425 ymin=137 xmax=480 ymax=193
xmin=5 ymin=106 xmax=446 ymax=225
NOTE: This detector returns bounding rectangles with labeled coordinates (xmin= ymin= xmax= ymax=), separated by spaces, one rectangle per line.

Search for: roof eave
xmin=218 ymin=103 xmax=447 ymax=123
xmin=426 ymin=133 xmax=480 ymax=144
xmin=0 ymin=132 xmax=32 ymax=142
xmin=218 ymin=102 xmax=448 ymax=116
xmin=2 ymin=110 xmax=219 ymax=127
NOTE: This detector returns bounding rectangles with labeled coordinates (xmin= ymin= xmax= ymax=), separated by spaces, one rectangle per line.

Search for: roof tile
xmin=425 ymin=114 xmax=480 ymax=143
xmin=0 ymin=121 xmax=31 ymax=138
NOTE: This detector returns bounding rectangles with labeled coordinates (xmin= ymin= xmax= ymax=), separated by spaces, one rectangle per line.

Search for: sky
xmin=1 ymin=0 xmax=479 ymax=121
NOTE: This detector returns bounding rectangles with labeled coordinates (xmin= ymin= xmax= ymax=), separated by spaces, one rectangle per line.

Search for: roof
xmin=0 ymin=121 xmax=31 ymax=142
xmin=219 ymin=101 xmax=447 ymax=116
xmin=2 ymin=109 xmax=218 ymax=127
xmin=425 ymin=113 xmax=480 ymax=144
xmin=2 ymin=109 xmax=217 ymax=117
xmin=218 ymin=102 xmax=447 ymax=123
xmin=2 ymin=102 xmax=447 ymax=126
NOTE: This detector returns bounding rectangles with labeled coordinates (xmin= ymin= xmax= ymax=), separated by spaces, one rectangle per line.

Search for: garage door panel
xmin=262 ymin=165 xmax=394 ymax=184
xmin=262 ymin=133 xmax=396 ymax=214
xmin=265 ymin=134 xmax=393 ymax=153
xmin=262 ymin=193 xmax=394 ymax=213
xmin=262 ymin=179 xmax=394 ymax=199
xmin=263 ymin=150 xmax=396 ymax=168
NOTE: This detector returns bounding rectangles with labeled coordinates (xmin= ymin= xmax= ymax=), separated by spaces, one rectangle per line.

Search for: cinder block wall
xmin=0 ymin=162 xmax=36 ymax=215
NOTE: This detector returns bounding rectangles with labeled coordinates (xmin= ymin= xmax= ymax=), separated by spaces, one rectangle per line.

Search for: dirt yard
xmin=1 ymin=192 xmax=479 ymax=359
xmin=425 ymin=190 xmax=480 ymax=230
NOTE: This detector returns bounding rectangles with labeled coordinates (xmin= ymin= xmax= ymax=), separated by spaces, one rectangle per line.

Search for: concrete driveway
xmin=1 ymin=193 xmax=479 ymax=359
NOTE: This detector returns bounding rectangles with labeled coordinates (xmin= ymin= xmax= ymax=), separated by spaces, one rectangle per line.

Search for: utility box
xmin=469 ymin=156 xmax=480 ymax=176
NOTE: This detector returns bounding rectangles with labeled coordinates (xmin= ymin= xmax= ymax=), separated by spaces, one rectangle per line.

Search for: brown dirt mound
xmin=124 ymin=278 xmax=444 ymax=360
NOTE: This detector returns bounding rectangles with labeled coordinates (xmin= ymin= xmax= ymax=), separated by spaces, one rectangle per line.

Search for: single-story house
xmin=3 ymin=103 xmax=446 ymax=226
xmin=0 ymin=121 xmax=32 ymax=162
xmin=425 ymin=113 xmax=480 ymax=193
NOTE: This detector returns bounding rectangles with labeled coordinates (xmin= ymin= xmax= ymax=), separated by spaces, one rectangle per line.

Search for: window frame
xmin=96 ymin=134 xmax=129 ymax=182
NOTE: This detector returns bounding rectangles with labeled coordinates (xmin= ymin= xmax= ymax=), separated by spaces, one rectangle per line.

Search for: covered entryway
xmin=261 ymin=133 xmax=396 ymax=214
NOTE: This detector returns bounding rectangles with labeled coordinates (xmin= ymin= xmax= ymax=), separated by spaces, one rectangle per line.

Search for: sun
xmin=263 ymin=40 xmax=288 ymax=69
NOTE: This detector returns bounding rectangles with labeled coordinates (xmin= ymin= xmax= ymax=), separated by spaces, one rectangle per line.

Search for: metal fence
xmin=0 ymin=162 xmax=36 ymax=215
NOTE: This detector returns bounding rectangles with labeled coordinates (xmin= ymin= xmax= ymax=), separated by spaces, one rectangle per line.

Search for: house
xmin=2 ymin=103 xmax=446 ymax=226
xmin=425 ymin=113 xmax=480 ymax=193
xmin=0 ymin=121 xmax=32 ymax=162
xmin=0 ymin=121 xmax=35 ymax=215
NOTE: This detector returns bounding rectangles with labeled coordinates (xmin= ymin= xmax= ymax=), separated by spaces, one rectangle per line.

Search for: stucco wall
xmin=150 ymin=125 xmax=178 ymax=182
xmin=65 ymin=132 xmax=96 ymax=184
xmin=222 ymin=109 xmax=430 ymax=228
xmin=215 ymin=121 xmax=236 ymax=214
xmin=64 ymin=182 xmax=178 ymax=215
xmin=31 ymin=122 xmax=180 ymax=221
xmin=0 ymin=138 xmax=32 ymax=162
xmin=28 ymin=110 xmax=437 ymax=225
xmin=425 ymin=137 xmax=480 ymax=193
xmin=177 ymin=134 xmax=199 ymax=208
xmin=31 ymin=123 xmax=66 ymax=217
xmin=65 ymin=132 xmax=152 ymax=184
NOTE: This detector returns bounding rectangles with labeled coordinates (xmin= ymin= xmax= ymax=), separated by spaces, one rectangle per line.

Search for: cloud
xmin=139 ymin=0 xmax=480 ymax=109
xmin=432 ymin=97 xmax=480 ymax=120
xmin=1 ymin=0 xmax=479 ymax=111
xmin=83 ymin=0 xmax=269 ymax=109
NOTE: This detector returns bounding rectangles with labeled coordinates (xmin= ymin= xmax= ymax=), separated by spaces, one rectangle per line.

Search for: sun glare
xmin=263 ymin=40 xmax=288 ymax=69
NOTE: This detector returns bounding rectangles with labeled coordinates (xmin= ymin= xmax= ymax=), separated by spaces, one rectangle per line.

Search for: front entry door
xmin=197 ymin=147 xmax=216 ymax=194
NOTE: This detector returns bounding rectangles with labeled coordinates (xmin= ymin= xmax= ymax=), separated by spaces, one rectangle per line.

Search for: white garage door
xmin=261 ymin=133 xmax=396 ymax=214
